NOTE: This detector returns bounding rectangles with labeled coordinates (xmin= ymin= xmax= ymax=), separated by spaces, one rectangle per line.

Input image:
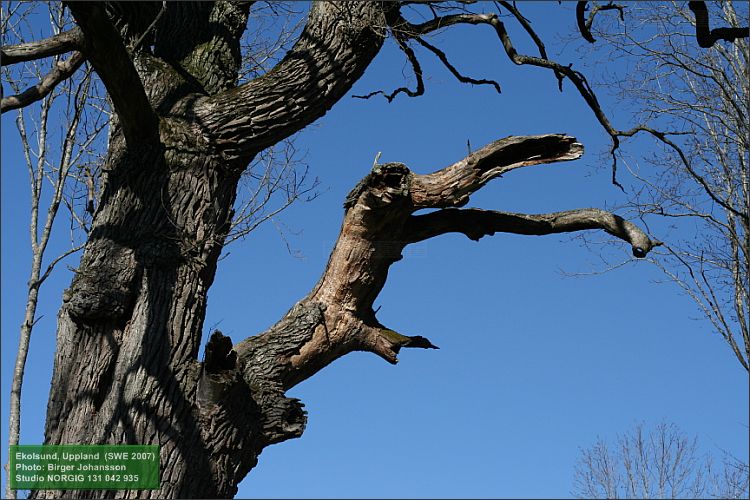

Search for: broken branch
xmin=410 ymin=134 xmax=584 ymax=208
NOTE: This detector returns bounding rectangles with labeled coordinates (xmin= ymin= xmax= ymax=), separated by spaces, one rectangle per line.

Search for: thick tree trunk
xmin=37 ymin=128 xmax=254 ymax=498
xmin=32 ymin=2 xmax=388 ymax=498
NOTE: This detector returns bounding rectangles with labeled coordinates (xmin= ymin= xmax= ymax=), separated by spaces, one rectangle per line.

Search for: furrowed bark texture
xmin=34 ymin=3 xmax=387 ymax=498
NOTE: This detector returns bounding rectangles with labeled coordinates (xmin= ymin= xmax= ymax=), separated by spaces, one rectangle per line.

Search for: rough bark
xmin=31 ymin=2 xmax=388 ymax=498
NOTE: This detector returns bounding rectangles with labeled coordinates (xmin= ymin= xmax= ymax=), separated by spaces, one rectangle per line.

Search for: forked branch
xmin=231 ymin=134 xmax=657 ymax=447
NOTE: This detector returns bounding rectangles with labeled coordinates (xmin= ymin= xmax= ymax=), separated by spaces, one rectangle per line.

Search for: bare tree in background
xmin=573 ymin=421 xmax=749 ymax=499
xmin=2 ymin=5 xmax=108 ymax=499
xmin=577 ymin=0 xmax=749 ymax=370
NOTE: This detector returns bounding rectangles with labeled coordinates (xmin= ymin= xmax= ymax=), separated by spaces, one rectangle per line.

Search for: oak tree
xmin=2 ymin=1 xmax=745 ymax=498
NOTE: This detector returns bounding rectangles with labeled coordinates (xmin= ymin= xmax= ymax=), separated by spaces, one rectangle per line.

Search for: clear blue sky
xmin=2 ymin=3 xmax=747 ymax=499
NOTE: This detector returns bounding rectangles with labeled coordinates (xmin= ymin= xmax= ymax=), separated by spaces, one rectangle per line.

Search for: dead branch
xmin=405 ymin=207 xmax=659 ymax=257
xmin=409 ymin=134 xmax=584 ymax=207
xmin=234 ymin=134 xmax=657 ymax=407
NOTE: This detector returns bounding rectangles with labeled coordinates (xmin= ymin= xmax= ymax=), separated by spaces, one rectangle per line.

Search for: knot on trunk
xmin=256 ymin=385 xmax=307 ymax=446
xmin=343 ymin=162 xmax=412 ymax=210
xmin=65 ymin=242 xmax=140 ymax=324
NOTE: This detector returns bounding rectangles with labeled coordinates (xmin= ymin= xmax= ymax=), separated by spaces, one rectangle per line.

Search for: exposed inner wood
xmin=232 ymin=134 xmax=658 ymax=447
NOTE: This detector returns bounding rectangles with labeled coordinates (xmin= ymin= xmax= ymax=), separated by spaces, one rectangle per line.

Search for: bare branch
xmin=414 ymin=36 xmax=501 ymax=93
xmin=576 ymin=1 xmax=625 ymax=44
xmin=33 ymin=244 xmax=85 ymax=289
xmin=1 ymin=51 xmax=84 ymax=113
xmin=352 ymin=33 xmax=424 ymax=102
xmin=388 ymin=8 xmax=631 ymax=188
xmin=617 ymin=125 xmax=748 ymax=222
xmin=575 ymin=1 xmax=749 ymax=369
xmin=405 ymin=207 xmax=660 ymax=258
xmin=1 ymin=27 xmax=83 ymax=65
xmin=577 ymin=1 xmax=597 ymax=43
xmin=497 ymin=1 xmax=564 ymax=89
xmin=688 ymin=1 xmax=749 ymax=48
xmin=574 ymin=422 xmax=747 ymax=498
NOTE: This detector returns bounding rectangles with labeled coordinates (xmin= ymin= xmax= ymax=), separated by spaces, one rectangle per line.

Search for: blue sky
xmin=2 ymin=2 xmax=748 ymax=499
